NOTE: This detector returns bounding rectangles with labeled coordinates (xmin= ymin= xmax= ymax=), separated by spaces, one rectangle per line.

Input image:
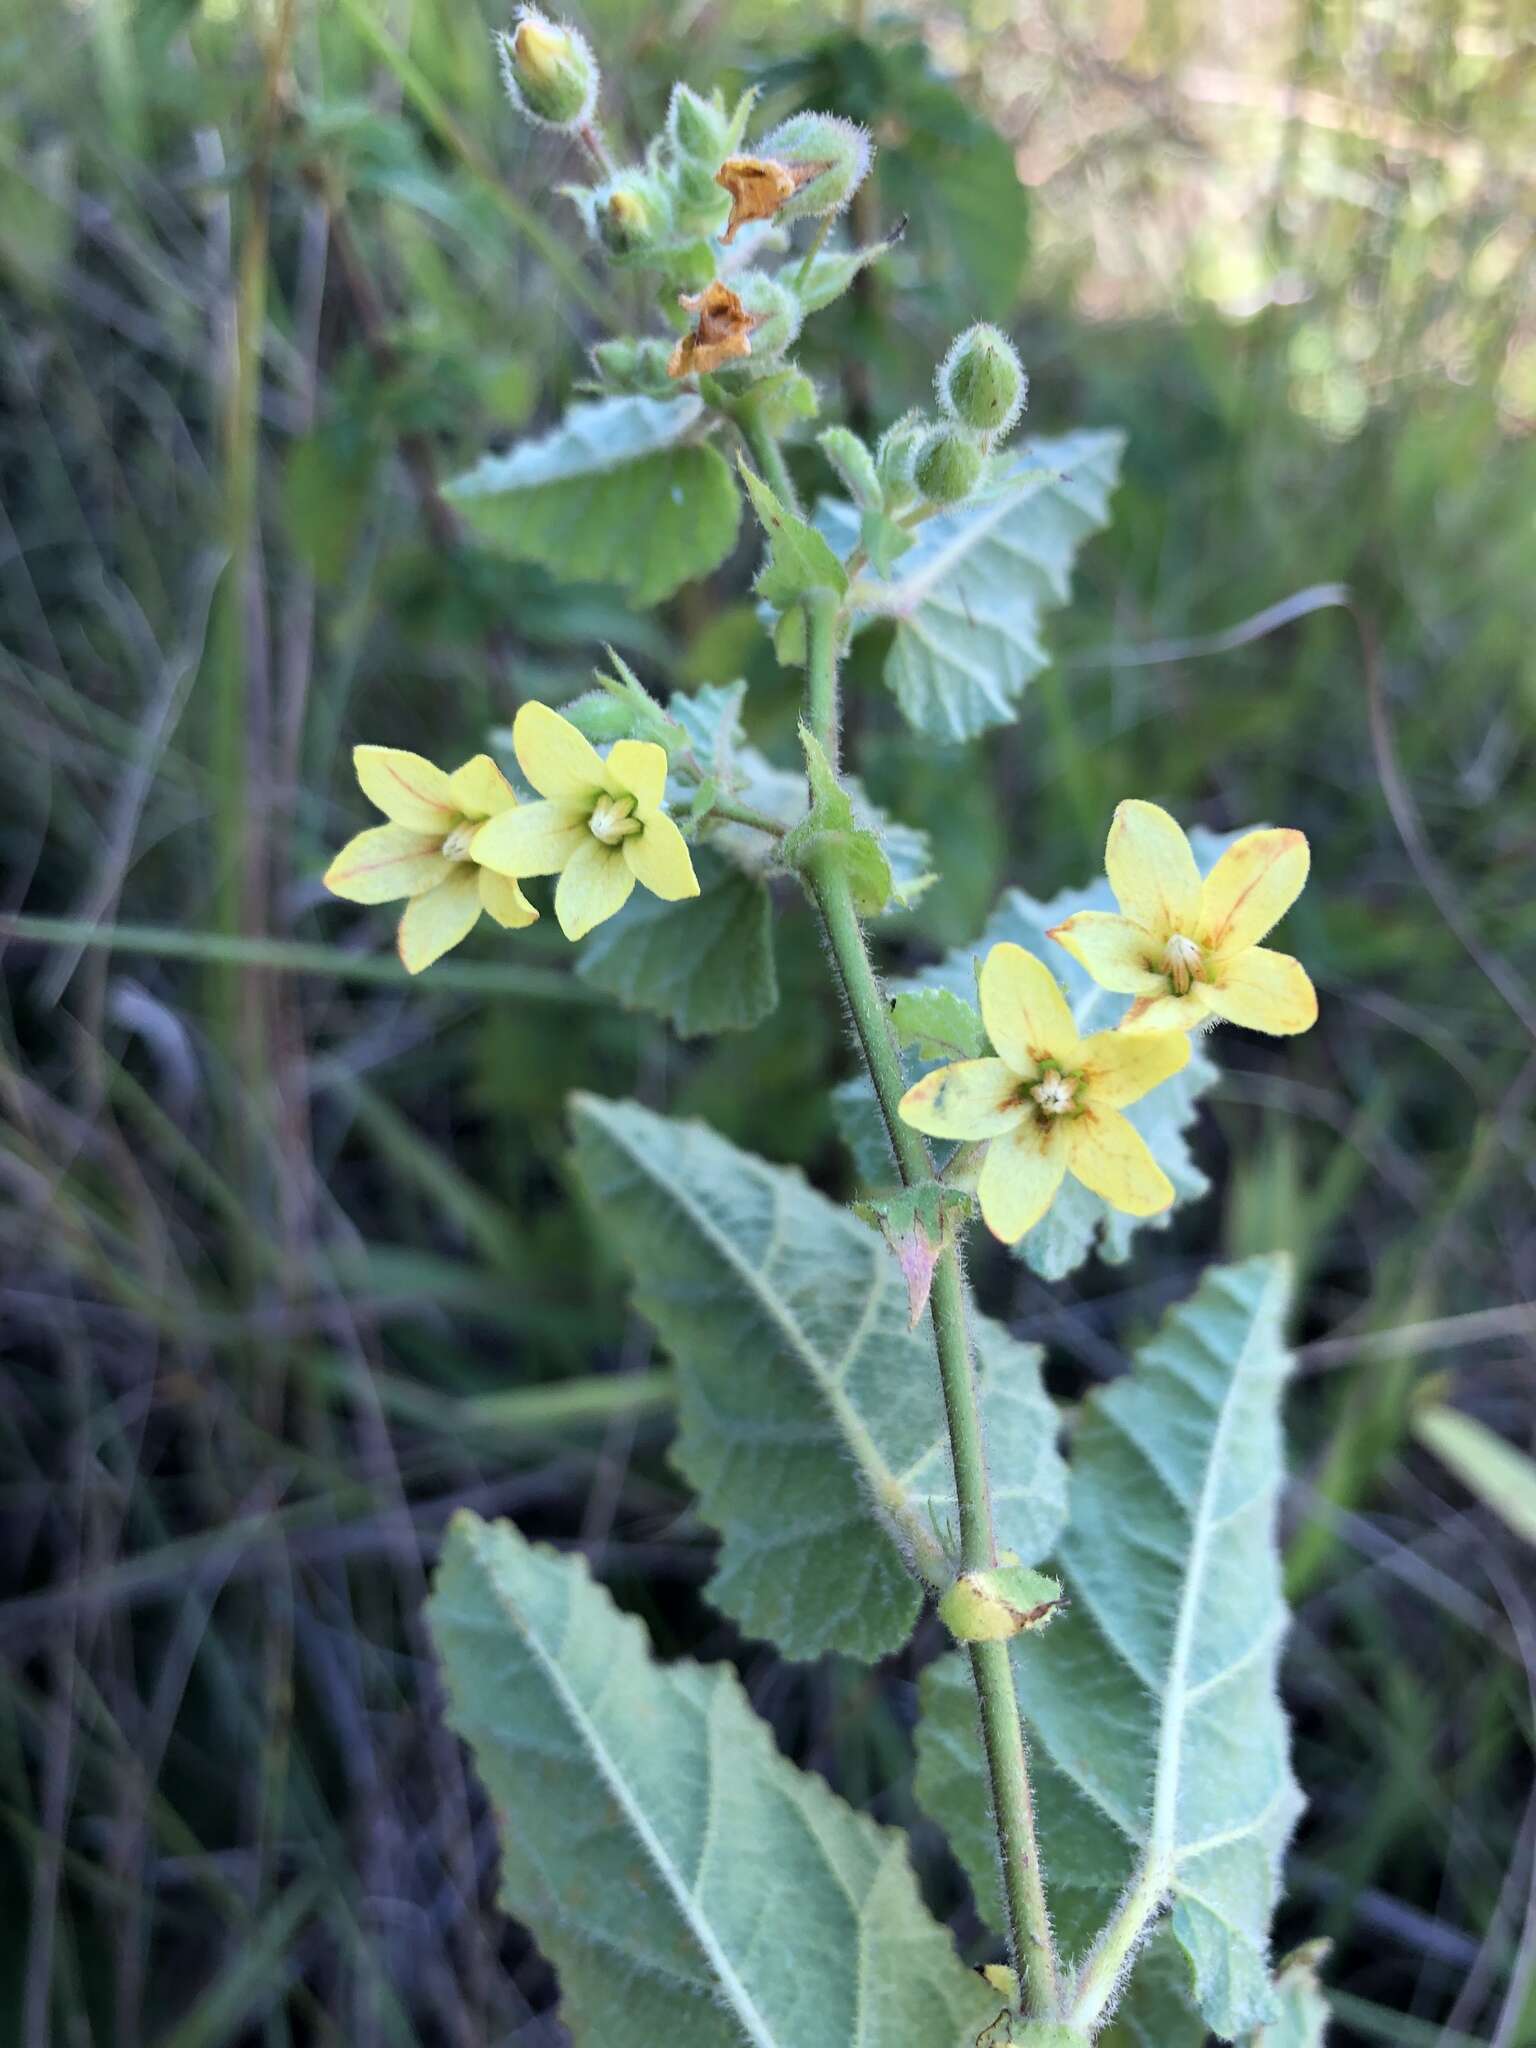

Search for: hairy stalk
xmin=801 ymin=575 xmax=1062 ymax=2020
xmin=733 ymin=401 xmax=801 ymax=518
xmin=1065 ymin=1854 xmax=1171 ymax=2031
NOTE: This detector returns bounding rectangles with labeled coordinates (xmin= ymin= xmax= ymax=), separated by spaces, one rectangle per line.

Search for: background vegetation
xmin=3 ymin=0 xmax=1533 ymax=2042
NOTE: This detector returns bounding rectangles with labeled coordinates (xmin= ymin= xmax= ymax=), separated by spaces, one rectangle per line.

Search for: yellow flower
xmin=1048 ymin=800 xmax=1317 ymax=1037
xmin=324 ymin=747 xmax=537 ymax=974
xmin=471 ymin=701 xmax=700 ymax=941
xmin=898 ymin=943 xmax=1191 ymax=1244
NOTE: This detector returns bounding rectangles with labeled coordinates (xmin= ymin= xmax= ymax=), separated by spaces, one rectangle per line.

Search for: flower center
xmin=1162 ymin=931 xmax=1204 ymax=995
xmin=440 ymin=820 xmax=476 ymax=862
xmin=1029 ymin=1069 xmax=1078 ymax=1118
xmin=588 ymin=795 xmax=641 ymax=845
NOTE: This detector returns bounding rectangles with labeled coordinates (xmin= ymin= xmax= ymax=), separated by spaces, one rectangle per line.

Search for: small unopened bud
xmin=938 ymin=1565 xmax=1063 ymax=1644
xmin=759 ymin=112 xmax=873 ymax=225
xmin=495 ymin=8 xmax=598 ymax=131
xmin=913 ymin=424 xmax=984 ymax=505
xmin=875 ymin=409 xmax=927 ymax=496
xmin=731 ymin=271 xmax=801 ymax=365
xmin=667 ymin=82 xmax=728 ymax=164
xmin=595 ymin=173 xmax=673 ymax=262
xmin=590 ymin=336 xmax=674 ymax=395
xmin=937 ymin=323 xmax=1028 ymax=437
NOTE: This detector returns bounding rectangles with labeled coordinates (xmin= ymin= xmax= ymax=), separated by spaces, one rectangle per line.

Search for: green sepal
xmin=557 ymin=649 xmax=681 ymax=753
xmin=817 ymin=425 xmax=882 ymax=510
xmin=783 ymin=724 xmax=892 ymax=916
xmin=738 ymin=459 xmax=848 ymax=610
xmin=853 ymin=1179 xmax=972 ymax=1325
xmin=938 ymin=1564 xmax=1064 ymax=1643
xmin=890 ymin=986 xmax=984 ymax=1061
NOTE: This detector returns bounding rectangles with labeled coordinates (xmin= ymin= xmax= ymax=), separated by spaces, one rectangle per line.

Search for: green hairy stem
xmin=802 ymin=571 xmax=1063 ymax=2021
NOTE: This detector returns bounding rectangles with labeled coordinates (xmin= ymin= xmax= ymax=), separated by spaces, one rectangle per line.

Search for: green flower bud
xmin=667 ymin=82 xmax=728 ymax=163
xmin=759 ymin=112 xmax=873 ymax=225
xmin=495 ymin=8 xmax=598 ymax=132
xmin=938 ymin=1565 xmax=1063 ymax=1643
xmin=937 ymin=323 xmax=1028 ymax=437
xmin=875 ymin=408 xmax=927 ymax=497
xmin=914 ymin=424 xmax=985 ymax=505
xmin=589 ymin=336 xmax=675 ymax=396
xmin=594 ymin=173 xmax=674 ymax=264
xmin=725 ymin=272 xmax=801 ymax=371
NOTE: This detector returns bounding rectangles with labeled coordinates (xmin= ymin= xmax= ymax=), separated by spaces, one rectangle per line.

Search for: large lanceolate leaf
xmin=569 ymin=1094 xmax=1067 ymax=1662
xmin=430 ymin=1515 xmax=997 ymax=2048
xmin=447 ymin=395 xmax=740 ymax=604
xmin=916 ymin=1258 xmax=1302 ymax=2041
xmin=897 ymin=826 xmax=1248 ymax=1279
xmin=822 ymin=431 xmax=1122 ymax=741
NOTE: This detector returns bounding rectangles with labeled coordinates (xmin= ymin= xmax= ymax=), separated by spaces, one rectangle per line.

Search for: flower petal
xmin=622 ymin=812 xmax=700 ymax=902
xmin=1118 ymin=988 xmax=1213 ymax=1035
xmin=1080 ymin=1029 xmax=1191 ymax=1108
xmin=1203 ymin=947 xmax=1318 ymax=1035
xmin=471 ymin=801 xmax=590 ymax=878
xmin=478 ymin=868 xmax=539 ymax=930
xmin=605 ymin=738 xmax=668 ymax=816
xmin=976 ymin=1123 xmax=1069 ymax=1243
xmin=1046 ymin=911 xmax=1163 ymax=995
xmin=1068 ymin=1107 xmax=1173 ymax=1216
xmin=899 ymin=1059 xmax=1027 ymax=1141
xmin=513 ymin=700 xmax=607 ymax=803
xmin=1200 ymin=828 xmax=1310 ymax=957
xmin=979 ymin=942 xmax=1080 ymax=1074
xmin=1105 ymin=799 xmax=1203 ymax=938
xmin=396 ymin=870 xmax=481 ymax=974
xmin=449 ymin=754 xmax=517 ymax=820
xmin=354 ymin=745 xmax=457 ymax=829
xmin=555 ymin=837 xmax=636 ymax=940
xmin=324 ymin=825 xmax=451 ymax=905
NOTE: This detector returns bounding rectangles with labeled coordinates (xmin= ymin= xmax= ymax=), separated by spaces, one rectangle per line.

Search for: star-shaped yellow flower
xmin=471 ymin=701 xmax=700 ymax=941
xmin=898 ymin=943 xmax=1191 ymax=1244
xmin=324 ymin=748 xmax=538 ymax=974
xmin=1048 ymin=800 xmax=1318 ymax=1037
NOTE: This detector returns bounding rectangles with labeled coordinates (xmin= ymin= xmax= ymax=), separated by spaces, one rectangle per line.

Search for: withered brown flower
xmin=714 ymin=154 xmax=830 ymax=244
xmin=666 ymin=281 xmax=764 ymax=379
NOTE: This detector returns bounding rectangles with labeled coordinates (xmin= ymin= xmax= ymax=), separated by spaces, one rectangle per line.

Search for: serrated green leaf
xmin=740 ymin=460 xmax=848 ymax=609
xmin=447 ymin=395 xmax=739 ymax=604
xmin=891 ymin=987 xmax=985 ymax=1061
xmin=917 ymin=1258 xmax=1301 ymax=2040
xmin=429 ymin=1514 xmax=998 ymax=2048
xmin=898 ymin=827 xmax=1247 ymax=1277
xmin=568 ymin=1095 xmax=1067 ymax=1662
xmin=795 ymin=236 xmax=896 ymax=313
xmin=575 ymin=848 xmax=777 ymax=1037
xmin=820 ymin=431 xmax=1122 ymax=740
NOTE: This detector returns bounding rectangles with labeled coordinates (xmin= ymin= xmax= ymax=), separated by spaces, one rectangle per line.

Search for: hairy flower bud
xmin=590 ymin=335 xmax=675 ymax=395
xmin=937 ymin=323 xmax=1028 ymax=437
xmin=594 ymin=173 xmax=673 ymax=263
xmin=495 ymin=8 xmax=598 ymax=131
xmin=875 ymin=408 xmax=927 ymax=496
xmin=666 ymin=81 xmax=754 ymax=166
xmin=914 ymin=424 xmax=985 ymax=505
xmin=759 ymin=111 xmax=873 ymax=225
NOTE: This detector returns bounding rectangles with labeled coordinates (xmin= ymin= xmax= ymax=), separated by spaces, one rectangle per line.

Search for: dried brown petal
xmin=666 ymin=281 xmax=763 ymax=380
xmin=714 ymin=154 xmax=829 ymax=244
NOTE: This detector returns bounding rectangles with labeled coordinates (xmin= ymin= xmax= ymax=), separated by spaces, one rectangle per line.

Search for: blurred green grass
xmin=2 ymin=0 xmax=1534 ymax=2042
